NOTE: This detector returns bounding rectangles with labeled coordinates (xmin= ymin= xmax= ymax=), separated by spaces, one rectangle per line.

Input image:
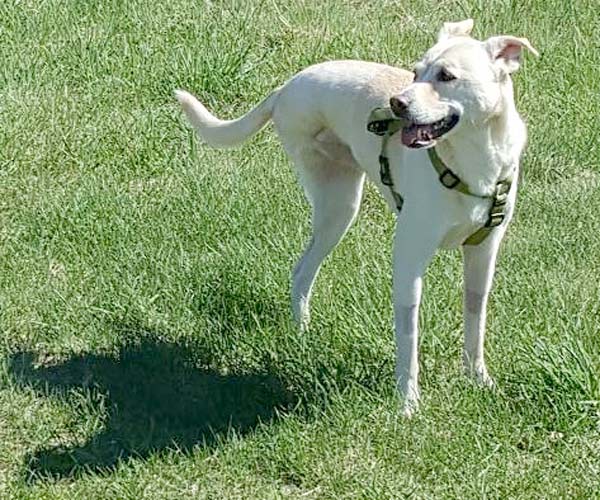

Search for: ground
xmin=1 ymin=0 xmax=599 ymax=498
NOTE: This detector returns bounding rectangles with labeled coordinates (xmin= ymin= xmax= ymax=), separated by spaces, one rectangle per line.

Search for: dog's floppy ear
xmin=438 ymin=19 xmax=474 ymax=42
xmin=485 ymin=36 xmax=539 ymax=74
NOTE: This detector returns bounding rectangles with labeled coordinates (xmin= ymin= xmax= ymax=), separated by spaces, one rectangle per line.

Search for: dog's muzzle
xmin=389 ymin=96 xmax=460 ymax=149
xmin=399 ymin=114 xmax=460 ymax=149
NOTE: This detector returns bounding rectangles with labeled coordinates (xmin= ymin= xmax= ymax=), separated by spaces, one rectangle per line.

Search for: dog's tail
xmin=174 ymin=89 xmax=279 ymax=148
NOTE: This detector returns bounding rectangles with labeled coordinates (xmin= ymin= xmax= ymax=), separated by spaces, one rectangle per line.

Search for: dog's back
xmin=176 ymin=60 xmax=412 ymax=153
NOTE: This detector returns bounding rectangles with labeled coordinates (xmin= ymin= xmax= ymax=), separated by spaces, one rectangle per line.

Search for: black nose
xmin=390 ymin=95 xmax=409 ymax=117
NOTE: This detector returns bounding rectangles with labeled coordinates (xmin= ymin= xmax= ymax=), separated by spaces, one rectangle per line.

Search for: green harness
xmin=366 ymin=107 xmax=512 ymax=246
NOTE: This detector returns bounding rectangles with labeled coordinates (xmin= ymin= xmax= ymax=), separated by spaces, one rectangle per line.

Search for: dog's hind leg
xmin=284 ymin=134 xmax=365 ymax=330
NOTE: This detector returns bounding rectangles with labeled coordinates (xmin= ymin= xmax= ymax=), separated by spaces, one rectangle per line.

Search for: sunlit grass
xmin=0 ymin=0 xmax=599 ymax=498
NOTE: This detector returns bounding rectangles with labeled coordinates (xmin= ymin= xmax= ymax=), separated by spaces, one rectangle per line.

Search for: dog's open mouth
xmin=400 ymin=114 xmax=460 ymax=149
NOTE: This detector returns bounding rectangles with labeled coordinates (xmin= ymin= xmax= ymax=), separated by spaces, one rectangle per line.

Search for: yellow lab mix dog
xmin=176 ymin=19 xmax=538 ymax=416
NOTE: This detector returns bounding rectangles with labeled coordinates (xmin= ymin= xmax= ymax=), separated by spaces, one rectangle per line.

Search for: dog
xmin=176 ymin=19 xmax=538 ymax=415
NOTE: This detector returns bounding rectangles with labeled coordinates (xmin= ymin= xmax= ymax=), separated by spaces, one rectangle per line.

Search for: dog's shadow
xmin=8 ymin=337 xmax=295 ymax=480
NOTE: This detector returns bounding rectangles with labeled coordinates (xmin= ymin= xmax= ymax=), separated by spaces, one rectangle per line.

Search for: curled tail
xmin=175 ymin=88 xmax=279 ymax=148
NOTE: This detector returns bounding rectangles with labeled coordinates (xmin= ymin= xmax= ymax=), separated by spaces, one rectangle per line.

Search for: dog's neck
xmin=434 ymin=81 xmax=526 ymax=196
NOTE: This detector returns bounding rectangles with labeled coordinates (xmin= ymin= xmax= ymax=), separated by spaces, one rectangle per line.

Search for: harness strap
xmin=462 ymin=180 xmax=511 ymax=245
xmin=379 ymin=135 xmax=404 ymax=211
xmin=366 ymin=107 xmax=513 ymax=246
xmin=368 ymin=108 xmax=406 ymax=212
xmin=427 ymin=148 xmax=486 ymax=198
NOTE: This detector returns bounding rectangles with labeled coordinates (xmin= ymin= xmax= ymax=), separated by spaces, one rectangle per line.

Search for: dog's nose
xmin=390 ymin=95 xmax=409 ymax=117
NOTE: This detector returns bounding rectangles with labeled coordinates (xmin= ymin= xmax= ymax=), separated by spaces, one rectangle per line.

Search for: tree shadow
xmin=8 ymin=337 xmax=296 ymax=480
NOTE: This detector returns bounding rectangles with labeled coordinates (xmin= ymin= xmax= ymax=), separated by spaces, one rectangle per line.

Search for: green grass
xmin=1 ymin=0 xmax=600 ymax=498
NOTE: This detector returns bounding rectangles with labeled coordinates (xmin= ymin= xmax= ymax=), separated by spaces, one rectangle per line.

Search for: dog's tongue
xmin=401 ymin=125 xmax=419 ymax=147
xmin=401 ymin=124 xmax=433 ymax=148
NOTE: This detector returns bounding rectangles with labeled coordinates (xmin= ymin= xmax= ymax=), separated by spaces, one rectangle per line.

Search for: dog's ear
xmin=485 ymin=36 xmax=539 ymax=74
xmin=437 ymin=19 xmax=474 ymax=42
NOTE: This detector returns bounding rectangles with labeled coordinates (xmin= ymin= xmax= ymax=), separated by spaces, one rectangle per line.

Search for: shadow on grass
xmin=8 ymin=337 xmax=295 ymax=481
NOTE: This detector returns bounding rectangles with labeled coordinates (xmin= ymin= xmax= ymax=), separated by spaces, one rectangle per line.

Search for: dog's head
xmin=391 ymin=19 xmax=538 ymax=149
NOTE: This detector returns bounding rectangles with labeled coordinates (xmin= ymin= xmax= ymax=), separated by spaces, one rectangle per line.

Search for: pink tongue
xmin=401 ymin=126 xmax=419 ymax=147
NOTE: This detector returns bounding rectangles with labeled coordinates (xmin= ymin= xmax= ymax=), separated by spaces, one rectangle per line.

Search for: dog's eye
xmin=438 ymin=68 xmax=456 ymax=82
xmin=412 ymin=70 xmax=418 ymax=82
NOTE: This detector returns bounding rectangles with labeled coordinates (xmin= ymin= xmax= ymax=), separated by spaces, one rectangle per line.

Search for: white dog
xmin=176 ymin=19 xmax=537 ymax=415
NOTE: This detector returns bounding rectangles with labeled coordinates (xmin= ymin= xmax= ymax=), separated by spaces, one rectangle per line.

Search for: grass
xmin=1 ymin=0 xmax=599 ymax=498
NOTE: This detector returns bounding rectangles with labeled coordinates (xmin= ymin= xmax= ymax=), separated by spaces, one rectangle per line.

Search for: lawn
xmin=1 ymin=0 xmax=599 ymax=498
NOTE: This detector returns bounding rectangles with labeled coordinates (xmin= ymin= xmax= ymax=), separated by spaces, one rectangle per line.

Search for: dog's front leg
xmin=393 ymin=220 xmax=441 ymax=416
xmin=462 ymin=234 xmax=504 ymax=387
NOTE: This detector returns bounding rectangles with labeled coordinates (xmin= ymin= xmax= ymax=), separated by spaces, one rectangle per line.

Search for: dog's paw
xmin=465 ymin=365 xmax=495 ymax=389
xmin=291 ymin=297 xmax=311 ymax=333
xmin=397 ymin=385 xmax=420 ymax=418
xmin=401 ymin=398 xmax=419 ymax=418
xmin=293 ymin=311 xmax=310 ymax=333
xmin=477 ymin=371 xmax=495 ymax=389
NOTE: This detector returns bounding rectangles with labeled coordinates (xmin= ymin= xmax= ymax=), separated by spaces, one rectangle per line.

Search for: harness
xmin=366 ymin=107 xmax=512 ymax=246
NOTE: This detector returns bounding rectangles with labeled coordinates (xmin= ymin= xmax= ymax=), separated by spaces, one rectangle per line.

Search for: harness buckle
xmin=485 ymin=213 xmax=505 ymax=227
xmin=493 ymin=194 xmax=508 ymax=207
xmin=439 ymin=169 xmax=461 ymax=189
xmin=493 ymin=183 xmax=510 ymax=205
xmin=367 ymin=120 xmax=390 ymax=136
